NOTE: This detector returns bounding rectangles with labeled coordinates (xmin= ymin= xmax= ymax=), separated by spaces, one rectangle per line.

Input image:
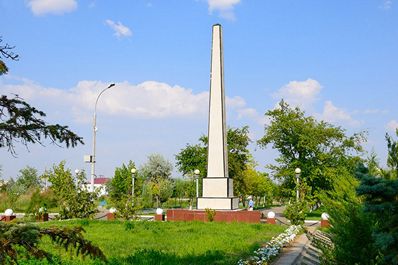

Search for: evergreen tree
xmin=357 ymin=165 xmax=398 ymax=264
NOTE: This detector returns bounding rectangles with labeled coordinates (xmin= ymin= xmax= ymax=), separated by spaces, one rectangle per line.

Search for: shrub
xmin=0 ymin=222 xmax=106 ymax=263
xmin=43 ymin=162 xmax=98 ymax=219
xmin=205 ymin=208 xmax=216 ymax=222
xmin=283 ymin=201 xmax=307 ymax=225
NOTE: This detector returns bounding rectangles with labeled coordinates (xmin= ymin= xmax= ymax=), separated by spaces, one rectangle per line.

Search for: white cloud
xmin=226 ymin=96 xmax=268 ymax=125
xmin=1 ymin=78 xmax=269 ymax=129
xmin=386 ymin=120 xmax=398 ymax=131
xmin=105 ymin=20 xmax=132 ymax=38
xmin=236 ymin=107 xmax=268 ymax=126
xmin=207 ymin=0 xmax=241 ymax=20
xmin=2 ymin=80 xmax=209 ymax=121
xmin=27 ymin=0 xmax=77 ymax=16
xmin=226 ymin=96 xmax=246 ymax=108
xmin=320 ymin=101 xmax=361 ymax=127
xmin=273 ymin=78 xmax=322 ymax=111
xmin=380 ymin=0 xmax=393 ymax=9
xmin=357 ymin=109 xmax=389 ymax=115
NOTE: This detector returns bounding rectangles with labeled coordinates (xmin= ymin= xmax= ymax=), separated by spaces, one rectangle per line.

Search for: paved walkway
xmin=272 ymin=232 xmax=309 ymax=265
xmin=260 ymin=207 xmax=321 ymax=265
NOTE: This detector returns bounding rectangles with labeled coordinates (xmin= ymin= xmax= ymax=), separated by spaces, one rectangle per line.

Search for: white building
xmin=82 ymin=177 xmax=110 ymax=196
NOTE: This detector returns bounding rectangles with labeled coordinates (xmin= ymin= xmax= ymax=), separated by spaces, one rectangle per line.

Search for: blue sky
xmin=1 ymin=0 xmax=397 ymax=179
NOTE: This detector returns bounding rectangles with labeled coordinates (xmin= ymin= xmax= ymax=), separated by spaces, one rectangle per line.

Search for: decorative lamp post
xmin=295 ymin=168 xmax=301 ymax=202
xmin=75 ymin=169 xmax=81 ymax=190
xmin=194 ymin=169 xmax=200 ymax=209
xmin=90 ymin=83 xmax=116 ymax=193
xmin=131 ymin=168 xmax=137 ymax=199
xmin=267 ymin=211 xmax=276 ymax=224
xmin=321 ymin=212 xmax=330 ymax=227
xmin=3 ymin=208 xmax=16 ymax=222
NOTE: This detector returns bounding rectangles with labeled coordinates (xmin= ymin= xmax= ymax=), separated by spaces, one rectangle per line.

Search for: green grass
xmin=30 ymin=220 xmax=285 ymax=265
xmin=306 ymin=207 xmax=326 ymax=220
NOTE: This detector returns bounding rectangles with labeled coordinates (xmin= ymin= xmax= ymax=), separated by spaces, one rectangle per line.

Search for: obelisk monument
xmin=197 ymin=24 xmax=239 ymax=210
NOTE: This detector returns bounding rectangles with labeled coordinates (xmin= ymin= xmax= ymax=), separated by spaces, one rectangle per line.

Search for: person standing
xmin=248 ymin=196 xmax=254 ymax=211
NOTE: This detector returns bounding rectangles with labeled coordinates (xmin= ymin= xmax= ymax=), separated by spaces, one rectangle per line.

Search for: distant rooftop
xmin=86 ymin=177 xmax=110 ymax=185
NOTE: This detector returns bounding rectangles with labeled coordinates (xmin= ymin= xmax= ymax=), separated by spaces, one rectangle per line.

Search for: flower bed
xmin=238 ymin=225 xmax=302 ymax=265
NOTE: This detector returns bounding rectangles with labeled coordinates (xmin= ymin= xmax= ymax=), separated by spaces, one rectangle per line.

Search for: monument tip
xmin=213 ymin=23 xmax=222 ymax=27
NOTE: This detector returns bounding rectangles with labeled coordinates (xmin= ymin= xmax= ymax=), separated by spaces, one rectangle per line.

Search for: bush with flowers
xmin=238 ymin=225 xmax=302 ymax=265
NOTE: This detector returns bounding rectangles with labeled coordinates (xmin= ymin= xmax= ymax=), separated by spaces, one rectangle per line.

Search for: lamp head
xmin=131 ymin=168 xmax=137 ymax=174
xmin=194 ymin=169 xmax=200 ymax=175
xmin=295 ymin=168 xmax=301 ymax=174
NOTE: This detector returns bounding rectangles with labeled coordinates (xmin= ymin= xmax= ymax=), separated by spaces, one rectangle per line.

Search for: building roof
xmin=84 ymin=177 xmax=110 ymax=185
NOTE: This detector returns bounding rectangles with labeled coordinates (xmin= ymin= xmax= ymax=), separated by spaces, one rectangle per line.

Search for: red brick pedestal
xmin=107 ymin=213 xmax=116 ymax=220
xmin=321 ymin=219 xmax=330 ymax=228
xmin=267 ymin=218 xmax=276 ymax=224
xmin=1 ymin=215 xmax=16 ymax=222
xmin=155 ymin=214 xmax=165 ymax=221
xmin=166 ymin=209 xmax=260 ymax=223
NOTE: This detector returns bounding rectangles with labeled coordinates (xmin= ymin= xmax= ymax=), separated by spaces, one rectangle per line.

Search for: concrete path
xmin=271 ymin=227 xmax=320 ymax=265
xmin=260 ymin=206 xmax=322 ymax=265
xmin=272 ymin=232 xmax=309 ymax=265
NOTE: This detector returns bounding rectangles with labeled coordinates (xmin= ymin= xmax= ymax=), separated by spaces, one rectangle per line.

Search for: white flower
xmin=238 ymin=225 xmax=302 ymax=264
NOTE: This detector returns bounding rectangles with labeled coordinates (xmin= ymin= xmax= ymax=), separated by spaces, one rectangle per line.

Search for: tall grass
xmin=31 ymin=220 xmax=285 ymax=264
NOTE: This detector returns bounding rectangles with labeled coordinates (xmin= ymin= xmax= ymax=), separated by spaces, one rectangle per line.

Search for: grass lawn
xmin=306 ymin=207 xmax=325 ymax=221
xmin=29 ymin=220 xmax=286 ymax=265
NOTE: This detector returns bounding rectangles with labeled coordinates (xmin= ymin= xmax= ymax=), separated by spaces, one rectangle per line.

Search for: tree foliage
xmin=108 ymin=161 xmax=137 ymax=199
xmin=0 ymin=95 xmax=84 ymax=155
xmin=44 ymin=162 xmax=97 ymax=219
xmin=140 ymin=154 xmax=174 ymax=207
xmin=0 ymin=222 xmax=106 ymax=264
xmin=0 ymin=37 xmax=19 ymax=76
xmin=0 ymin=37 xmax=83 ymax=155
xmin=320 ymin=162 xmax=398 ymax=264
xmin=16 ymin=166 xmax=41 ymax=190
xmin=243 ymin=168 xmax=275 ymax=206
xmin=107 ymin=161 xmax=142 ymax=219
xmin=175 ymin=142 xmax=207 ymax=179
xmin=140 ymin=153 xmax=173 ymax=181
xmin=319 ymin=165 xmax=379 ymax=265
xmin=356 ymin=165 xmax=398 ymax=264
xmin=385 ymin=129 xmax=398 ymax=179
xmin=175 ymin=126 xmax=252 ymax=198
xmin=258 ymin=100 xmax=365 ymax=201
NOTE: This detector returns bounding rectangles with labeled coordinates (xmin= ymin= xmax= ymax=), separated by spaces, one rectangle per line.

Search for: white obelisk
xmin=197 ymin=24 xmax=239 ymax=210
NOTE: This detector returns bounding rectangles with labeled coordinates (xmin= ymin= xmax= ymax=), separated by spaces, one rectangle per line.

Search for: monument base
xmin=197 ymin=197 xmax=239 ymax=210
xmin=167 ymin=209 xmax=260 ymax=223
xmin=202 ymin=178 xmax=234 ymax=197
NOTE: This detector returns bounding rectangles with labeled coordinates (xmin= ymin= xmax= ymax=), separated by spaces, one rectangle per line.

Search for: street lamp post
xmin=91 ymin=83 xmax=115 ymax=192
xmin=75 ymin=169 xmax=81 ymax=187
xmin=131 ymin=168 xmax=137 ymax=199
xmin=194 ymin=169 xmax=200 ymax=209
xmin=295 ymin=168 xmax=301 ymax=202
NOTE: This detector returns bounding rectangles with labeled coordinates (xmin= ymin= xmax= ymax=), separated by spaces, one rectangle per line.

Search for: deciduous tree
xmin=175 ymin=126 xmax=252 ymax=201
xmin=139 ymin=154 xmax=174 ymax=207
xmin=258 ymin=100 xmax=365 ymax=202
xmin=16 ymin=166 xmax=40 ymax=190
xmin=44 ymin=162 xmax=97 ymax=219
